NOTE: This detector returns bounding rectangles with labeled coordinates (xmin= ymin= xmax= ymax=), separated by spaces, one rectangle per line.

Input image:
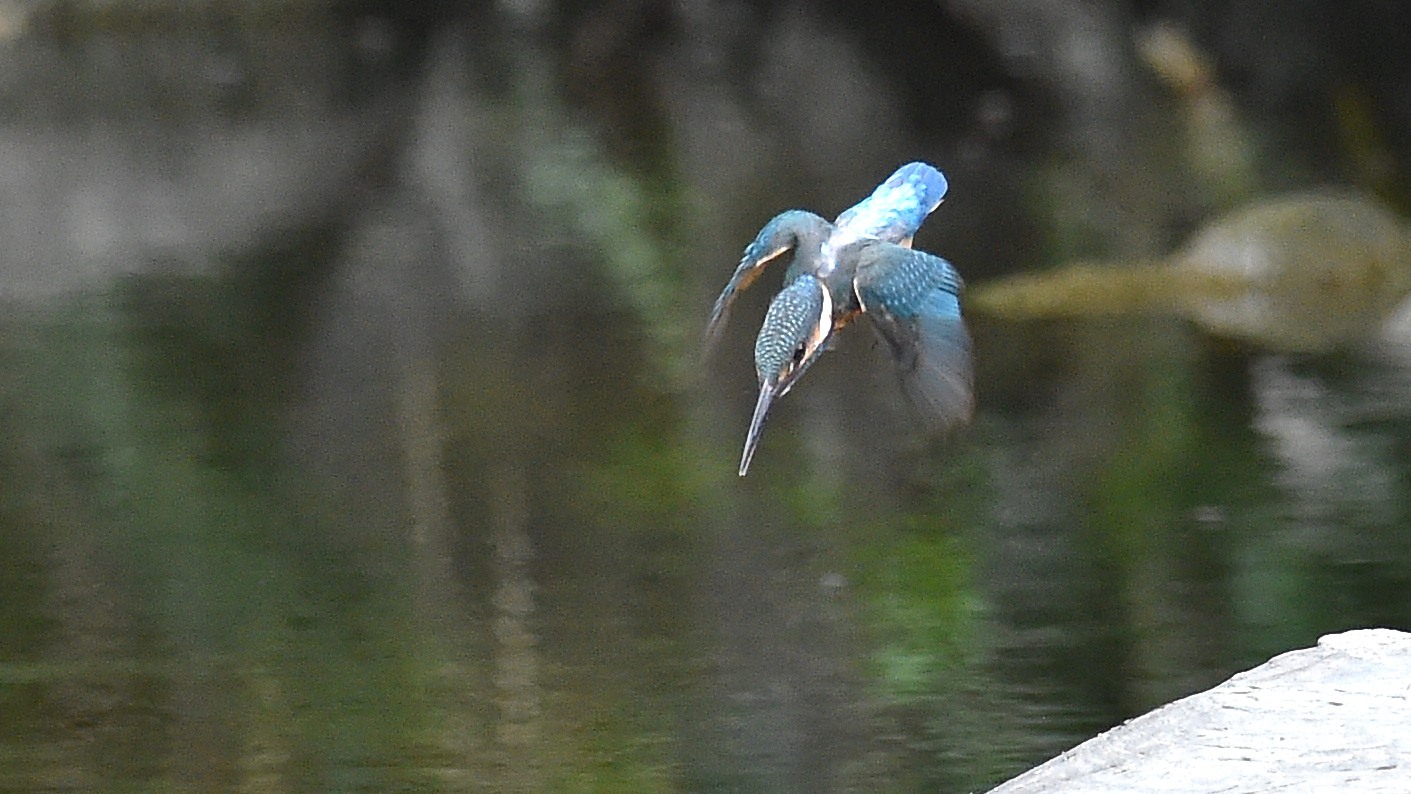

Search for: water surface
xmin=3 ymin=3 xmax=1411 ymax=792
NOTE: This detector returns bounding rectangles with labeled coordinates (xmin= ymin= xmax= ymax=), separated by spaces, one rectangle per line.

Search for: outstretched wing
xmin=704 ymin=210 xmax=830 ymax=352
xmin=852 ymin=241 xmax=973 ymax=430
xmin=833 ymin=162 xmax=949 ymax=246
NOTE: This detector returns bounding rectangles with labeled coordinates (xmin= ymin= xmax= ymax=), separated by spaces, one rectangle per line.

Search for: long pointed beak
xmin=738 ymin=380 xmax=779 ymax=476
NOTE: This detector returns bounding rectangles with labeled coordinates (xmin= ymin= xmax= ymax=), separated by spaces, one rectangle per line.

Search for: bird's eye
xmin=791 ymin=345 xmax=807 ymax=365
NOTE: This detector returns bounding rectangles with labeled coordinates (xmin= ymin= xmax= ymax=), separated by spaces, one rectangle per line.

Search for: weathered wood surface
xmin=990 ymin=629 xmax=1411 ymax=793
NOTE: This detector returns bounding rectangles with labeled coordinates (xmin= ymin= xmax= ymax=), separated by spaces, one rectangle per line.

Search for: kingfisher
xmin=705 ymin=162 xmax=974 ymax=475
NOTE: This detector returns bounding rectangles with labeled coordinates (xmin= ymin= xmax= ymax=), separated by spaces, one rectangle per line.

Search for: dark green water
xmin=3 ymin=3 xmax=1411 ymax=792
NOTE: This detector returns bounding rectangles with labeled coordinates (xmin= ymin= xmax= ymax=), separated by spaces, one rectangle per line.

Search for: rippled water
xmin=2 ymin=4 xmax=1411 ymax=792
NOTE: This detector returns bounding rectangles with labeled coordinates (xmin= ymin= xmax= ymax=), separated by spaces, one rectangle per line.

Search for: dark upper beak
xmin=738 ymin=379 xmax=779 ymax=476
xmin=737 ymin=320 xmax=835 ymax=476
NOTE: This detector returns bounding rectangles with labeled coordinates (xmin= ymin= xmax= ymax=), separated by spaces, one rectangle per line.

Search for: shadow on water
xmin=3 ymin=2 xmax=1411 ymax=792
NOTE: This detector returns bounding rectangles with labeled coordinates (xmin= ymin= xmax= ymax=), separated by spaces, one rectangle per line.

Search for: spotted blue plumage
xmin=853 ymin=239 xmax=973 ymax=430
xmin=755 ymin=275 xmax=826 ymax=383
xmin=705 ymin=162 xmax=966 ymax=475
xmin=832 ymin=162 xmax=949 ymax=243
xmin=853 ymin=238 xmax=963 ymax=318
xmin=704 ymin=163 xmax=948 ymax=349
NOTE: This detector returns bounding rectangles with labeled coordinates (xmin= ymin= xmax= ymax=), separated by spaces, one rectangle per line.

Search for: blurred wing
xmin=854 ymin=242 xmax=973 ymax=429
xmin=704 ymin=210 xmax=829 ymax=351
xmin=832 ymin=162 xmax=948 ymax=245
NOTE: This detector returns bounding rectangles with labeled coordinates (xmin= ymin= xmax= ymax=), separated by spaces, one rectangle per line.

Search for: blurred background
xmin=2 ymin=0 xmax=1411 ymax=791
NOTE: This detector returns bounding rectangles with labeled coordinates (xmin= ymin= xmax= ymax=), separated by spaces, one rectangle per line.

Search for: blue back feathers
xmin=833 ymin=162 xmax=949 ymax=243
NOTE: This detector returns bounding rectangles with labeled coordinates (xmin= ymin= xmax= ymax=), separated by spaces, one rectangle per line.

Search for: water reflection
xmin=2 ymin=3 xmax=1411 ymax=793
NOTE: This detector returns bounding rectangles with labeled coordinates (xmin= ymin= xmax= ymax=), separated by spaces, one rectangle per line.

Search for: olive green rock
xmin=971 ymin=193 xmax=1411 ymax=351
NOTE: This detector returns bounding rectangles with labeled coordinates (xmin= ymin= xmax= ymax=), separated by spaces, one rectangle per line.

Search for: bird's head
xmin=739 ymin=275 xmax=833 ymax=475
